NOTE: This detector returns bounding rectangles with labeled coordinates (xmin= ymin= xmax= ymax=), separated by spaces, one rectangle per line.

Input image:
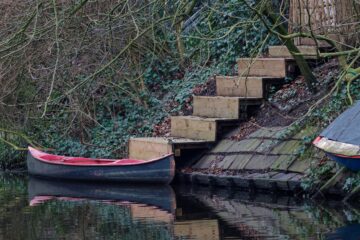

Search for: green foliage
xmin=311 ymin=78 xmax=360 ymax=128
xmin=300 ymin=78 xmax=360 ymax=190
xmin=15 ymin=1 xmax=279 ymax=161
xmin=301 ymin=162 xmax=335 ymax=191
xmin=0 ymin=142 xmax=26 ymax=170
xmin=40 ymin=64 xmax=226 ymax=158
xmin=343 ymin=173 xmax=360 ymax=192
xmin=184 ymin=1 xmax=279 ymax=67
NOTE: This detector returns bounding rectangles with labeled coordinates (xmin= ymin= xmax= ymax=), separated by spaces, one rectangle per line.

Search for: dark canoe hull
xmin=27 ymin=152 xmax=175 ymax=184
xmin=326 ymin=153 xmax=360 ymax=171
xmin=28 ymin=176 xmax=176 ymax=213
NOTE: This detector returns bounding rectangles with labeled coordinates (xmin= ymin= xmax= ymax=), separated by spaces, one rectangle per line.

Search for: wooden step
xmin=171 ymin=116 xmax=239 ymax=141
xmin=171 ymin=116 xmax=217 ymax=141
xmin=129 ymin=137 xmax=173 ymax=160
xmin=193 ymin=96 xmax=262 ymax=118
xmin=237 ymin=58 xmax=295 ymax=78
xmin=216 ymin=76 xmax=263 ymax=97
xmin=269 ymin=45 xmax=318 ymax=59
xmin=128 ymin=137 xmax=212 ymax=160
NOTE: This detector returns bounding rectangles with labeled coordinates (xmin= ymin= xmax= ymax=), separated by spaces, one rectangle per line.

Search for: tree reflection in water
xmin=0 ymin=174 xmax=359 ymax=240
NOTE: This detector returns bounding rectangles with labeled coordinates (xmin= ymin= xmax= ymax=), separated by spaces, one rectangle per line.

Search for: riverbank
xmin=4 ymin=59 xmax=360 ymax=200
xmin=170 ymin=59 xmax=360 ymax=200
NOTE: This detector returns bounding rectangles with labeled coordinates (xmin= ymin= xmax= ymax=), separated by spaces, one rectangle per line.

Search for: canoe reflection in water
xmin=28 ymin=177 xmax=222 ymax=240
xmin=28 ymin=176 xmax=176 ymax=223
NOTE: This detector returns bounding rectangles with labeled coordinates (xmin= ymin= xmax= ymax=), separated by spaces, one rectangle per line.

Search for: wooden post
xmin=312 ymin=167 xmax=347 ymax=199
xmin=289 ymin=0 xmax=360 ymax=46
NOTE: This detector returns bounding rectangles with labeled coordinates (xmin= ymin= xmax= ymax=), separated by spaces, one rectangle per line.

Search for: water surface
xmin=0 ymin=174 xmax=359 ymax=240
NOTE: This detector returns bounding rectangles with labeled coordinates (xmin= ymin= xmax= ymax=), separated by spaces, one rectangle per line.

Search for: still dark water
xmin=0 ymin=174 xmax=359 ymax=240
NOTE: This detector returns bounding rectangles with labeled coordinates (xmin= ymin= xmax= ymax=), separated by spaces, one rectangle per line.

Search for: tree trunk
xmin=176 ymin=22 xmax=185 ymax=66
xmin=263 ymin=4 xmax=318 ymax=93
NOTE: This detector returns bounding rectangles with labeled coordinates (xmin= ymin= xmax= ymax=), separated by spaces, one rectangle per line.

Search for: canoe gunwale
xmin=313 ymin=136 xmax=360 ymax=159
xmin=330 ymin=153 xmax=360 ymax=159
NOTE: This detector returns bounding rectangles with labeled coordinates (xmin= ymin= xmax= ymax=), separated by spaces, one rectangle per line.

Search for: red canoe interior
xmin=28 ymin=147 xmax=153 ymax=166
xmin=30 ymin=196 xmax=90 ymax=206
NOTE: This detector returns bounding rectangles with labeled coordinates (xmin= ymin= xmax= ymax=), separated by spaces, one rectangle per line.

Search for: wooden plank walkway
xmin=192 ymin=126 xmax=319 ymax=174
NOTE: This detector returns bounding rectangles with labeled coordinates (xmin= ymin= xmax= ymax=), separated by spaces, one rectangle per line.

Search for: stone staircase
xmin=129 ymin=45 xmax=317 ymax=161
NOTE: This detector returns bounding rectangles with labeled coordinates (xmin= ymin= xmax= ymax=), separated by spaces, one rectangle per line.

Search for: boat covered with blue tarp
xmin=313 ymin=101 xmax=360 ymax=171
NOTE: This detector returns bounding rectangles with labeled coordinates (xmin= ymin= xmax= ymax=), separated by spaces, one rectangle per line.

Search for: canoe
xmin=313 ymin=137 xmax=360 ymax=171
xmin=313 ymin=101 xmax=360 ymax=171
xmin=28 ymin=176 xmax=176 ymax=214
xmin=27 ymin=147 xmax=175 ymax=183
